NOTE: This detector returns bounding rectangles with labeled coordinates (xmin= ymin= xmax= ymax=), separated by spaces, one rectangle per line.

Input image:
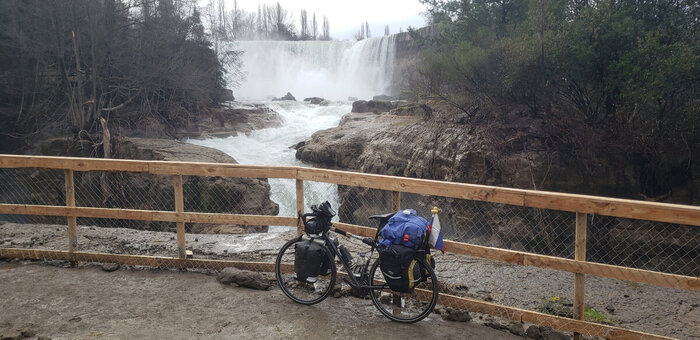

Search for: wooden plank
xmin=297 ymin=167 xmax=526 ymax=206
xmin=1 ymin=202 xmax=696 ymax=291
xmin=332 ymin=222 xmax=376 ymax=238
xmin=0 ymin=204 xmax=297 ymax=227
xmin=573 ymin=213 xmax=587 ymax=340
xmin=64 ymin=170 xmax=77 ymax=252
xmin=0 ymin=248 xmax=276 ymax=272
xmin=297 ymin=167 xmax=700 ymax=226
xmin=3 ymin=154 xmax=700 ymax=226
xmin=296 ymin=179 xmax=304 ymax=235
xmin=173 ymin=175 xmax=186 ymax=259
xmin=444 ymin=239 xmax=699 ymax=291
xmin=431 ymin=292 xmax=672 ymax=339
xmin=0 ymin=155 xmax=297 ymax=178
xmin=148 ymin=162 xmax=297 ymax=178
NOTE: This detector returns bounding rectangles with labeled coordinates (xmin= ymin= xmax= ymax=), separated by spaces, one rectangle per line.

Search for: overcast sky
xmin=224 ymin=0 xmax=428 ymax=40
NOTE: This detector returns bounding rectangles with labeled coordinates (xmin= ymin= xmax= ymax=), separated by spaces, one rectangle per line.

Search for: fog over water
xmin=190 ymin=37 xmax=397 ymax=230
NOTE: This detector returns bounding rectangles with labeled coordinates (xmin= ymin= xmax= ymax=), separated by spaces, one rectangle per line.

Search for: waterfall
xmin=230 ymin=36 xmax=397 ymax=100
xmin=190 ymin=37 xmax=397 ymax=231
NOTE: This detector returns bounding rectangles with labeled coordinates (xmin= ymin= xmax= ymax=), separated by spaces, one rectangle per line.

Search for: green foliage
xmin=0 ymin=0 xmax=236 ymax=136
xmin=415 ymin=0 xmax=699 ymax=199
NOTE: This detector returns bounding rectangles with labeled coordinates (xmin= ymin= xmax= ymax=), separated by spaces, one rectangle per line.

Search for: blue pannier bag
xmin=378 ymin=209 xmax=428 ymax=249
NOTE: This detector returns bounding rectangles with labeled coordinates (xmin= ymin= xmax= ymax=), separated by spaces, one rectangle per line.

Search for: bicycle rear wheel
xmin=368 ymin=257 xmax=439 ymax=323
xmin=275 ymin=237 xmax=336 ymax=305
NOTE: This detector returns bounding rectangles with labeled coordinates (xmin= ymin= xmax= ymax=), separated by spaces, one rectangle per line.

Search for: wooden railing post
xmin=296 ymin=179 xmax=304 ymax=235
xmin=64 ymin=170 xmax=77 ymax=253
xmin=573 ymin=212 xmax=588 ymax=340
xmin=173 ymin=175 xmax=186 ymax=259
xmin=391 ymin=191 xmax=400 ymax=211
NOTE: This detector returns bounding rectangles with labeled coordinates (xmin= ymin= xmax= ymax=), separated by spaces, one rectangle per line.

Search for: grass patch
xmin=584 ymin=307 xmax=614 ymax=325
xmin=540 ymin=296 xmax=614 ymax=325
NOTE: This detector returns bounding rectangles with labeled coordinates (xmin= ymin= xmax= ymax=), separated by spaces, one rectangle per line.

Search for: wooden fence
xmin=0 ymin=154 xmax=698 ymax=340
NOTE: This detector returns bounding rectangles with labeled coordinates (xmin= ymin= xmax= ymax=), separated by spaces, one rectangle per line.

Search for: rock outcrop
xmin=296 ymin=100 xmax=699 ymax=274
xmin=303 ymin=97 xmax=326 ymax=105
xmin=273 ymin=92 xmax=296 ymax=101
xmin=7 ymin=137 xmax=279 ymax=234
xmin=351 ymin=100 xmax=398 ymax=113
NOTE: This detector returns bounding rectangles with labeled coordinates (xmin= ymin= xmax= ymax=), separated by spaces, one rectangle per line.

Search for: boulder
xmin=216 ymin=88 xmax=235 ymax=102
xmin=319 ymin=100 xmax=330 ymax=106
xmin=303 ymin=97 xmax=325 ymax=105
xmin=351 ymin=100 xmax=397 ymax=113
xmin=101 ymin=263 xmax=121 ymax=272
xmin=372 ymin=94 xmax=396 ymax=101
xmin=217 ymin=267 xmax=273 ymax=290
xmin=273 ymin=92 xmax=296 ymax=101
xmin=176 ymin=103 xmax=281 ymax=139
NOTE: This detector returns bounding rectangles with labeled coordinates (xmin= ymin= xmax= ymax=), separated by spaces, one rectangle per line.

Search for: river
xmin=188 ymin=36 xmax=397 ymax=231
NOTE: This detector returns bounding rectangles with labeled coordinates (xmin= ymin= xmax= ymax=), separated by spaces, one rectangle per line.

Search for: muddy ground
xmin=0 ymin=263 xmax=524 ymax=340
xmin=0 ymin=222 xmax=698 ymax=339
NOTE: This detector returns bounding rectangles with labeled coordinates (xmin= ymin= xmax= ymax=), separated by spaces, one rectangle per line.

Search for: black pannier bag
xmin=378 ymin=244 xmax=423 ymax=293
xmin=294 ymin=239 xmax=332 ymax=282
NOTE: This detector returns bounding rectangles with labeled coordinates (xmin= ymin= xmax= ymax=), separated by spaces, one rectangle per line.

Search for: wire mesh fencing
xmin=1 ymin=161 xmax=698 ymax=339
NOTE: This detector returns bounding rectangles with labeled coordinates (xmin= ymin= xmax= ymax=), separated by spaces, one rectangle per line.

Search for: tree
xmin=312 ymin=13 xmax=318 ymax=40
xmin=321 ymin=15 xmax=330 ymax=40
xmin=300 ymin=9 xmax=308 ymax=40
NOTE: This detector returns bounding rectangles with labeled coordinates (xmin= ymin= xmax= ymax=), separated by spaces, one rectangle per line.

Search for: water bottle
xmin=352 ymin=253 xmax=368 ymax=277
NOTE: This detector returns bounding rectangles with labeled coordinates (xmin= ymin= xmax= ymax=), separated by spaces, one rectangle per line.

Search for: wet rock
xmin=525 ymin=325 xmax=542 ymax=339
xmin=101 ymin=263 xmax=120 ymax=272
xmin=20 ymin=330 xmax=35 ymax=338
xmin=273 ymin=92 xmax=296 ymax=101
xmin=441 ymin=307 xmax=471 ymax=322
xmin=217 ymin=267 xmax=272 ymax=290
xmin=541 ymin=327 xmax=570 ymax=340
xmin=372 ymin=94 xmax=396 ymax=101
xmin=319 ymin=100 xmax=330 ymax=106
xmin=508 ymin=323 xmax=525 ymax=336
xmin=351 ymin=100 xmax=397 ymax=113
xmin=303 ymin=97 xmax=325 ymax=105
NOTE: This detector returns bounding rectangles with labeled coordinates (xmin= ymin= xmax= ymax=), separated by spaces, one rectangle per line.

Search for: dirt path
xmin=0 ymin=263 xmax=523 ymax=340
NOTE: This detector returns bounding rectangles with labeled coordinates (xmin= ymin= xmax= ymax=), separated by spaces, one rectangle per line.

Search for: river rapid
xmin=188 ymin=36 xmax=397 ymax=230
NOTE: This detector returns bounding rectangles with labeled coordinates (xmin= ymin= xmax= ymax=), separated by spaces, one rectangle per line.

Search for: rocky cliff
xmin=296 ymin=100 xmax=699 ymax=275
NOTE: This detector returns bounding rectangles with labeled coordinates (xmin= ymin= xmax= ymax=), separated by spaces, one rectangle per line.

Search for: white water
xmin=189 ymin=101 xmax=349 ymax=231
xmin=231 ymin=36 xmax=396 ymax=101
xmin=190 ymin=37 xmax=397 ymax=231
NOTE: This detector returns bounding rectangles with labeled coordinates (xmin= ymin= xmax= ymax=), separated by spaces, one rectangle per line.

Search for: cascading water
xmin=189 ymin=36 xmax=397 ymax=231
xmin=232 ymin=36 xmax=396 ymax=100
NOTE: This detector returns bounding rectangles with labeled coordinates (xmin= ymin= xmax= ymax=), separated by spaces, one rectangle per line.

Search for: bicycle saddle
xmin=369 ymin=212 xmax=395 ymax=228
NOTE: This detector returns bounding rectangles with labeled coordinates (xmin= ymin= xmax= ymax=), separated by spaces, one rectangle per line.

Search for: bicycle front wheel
xmin=368 ymin=257 xmax=439 ymax=323
xmin=275 ymin=237 xmax=336 ymax=305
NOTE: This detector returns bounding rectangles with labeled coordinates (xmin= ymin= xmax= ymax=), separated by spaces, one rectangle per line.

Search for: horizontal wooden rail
xmin=2 ymin=154 xmax=698 ymax=226
xmin=333 ymin=222 xmax=699 ymax=291
xmin=0 ymin=248 xmax=671 ymax=340
xmin=0 ymin=204 xmax=296 ymax=227
xmin=298 ymin=167 xmax=700 ymax=227
xmin=0 ymin=154 xmax=298 ymax=179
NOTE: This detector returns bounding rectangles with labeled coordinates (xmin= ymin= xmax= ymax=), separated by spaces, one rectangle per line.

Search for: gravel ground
xmin=0 ymin=263 xmax=523 ymax=340
xmin=1 ymin=222 xmax=698 ymax=339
